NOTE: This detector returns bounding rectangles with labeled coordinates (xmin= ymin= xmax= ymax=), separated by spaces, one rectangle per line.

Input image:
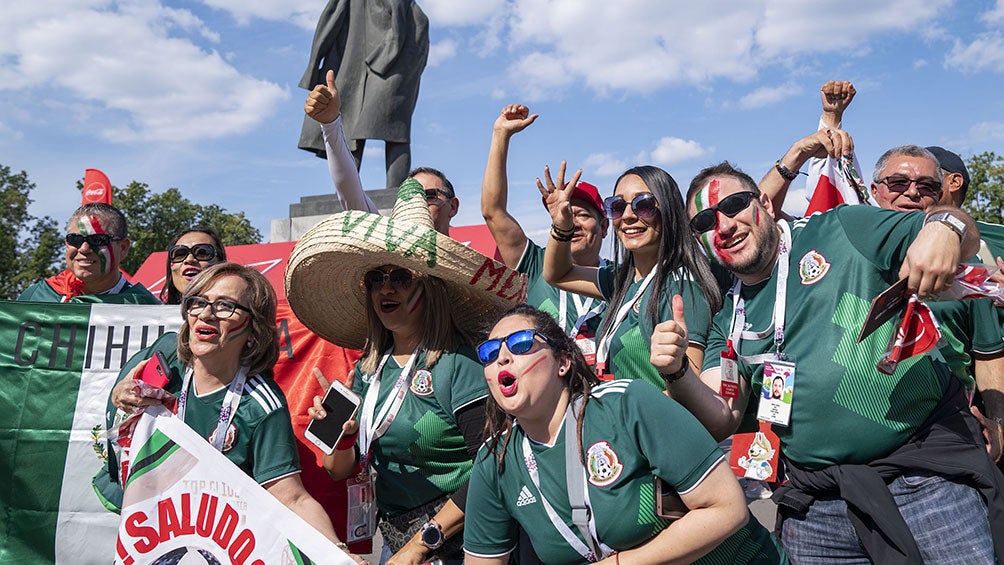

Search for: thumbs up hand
xmin=305 ymin=69 xmax=342 ymax=124
xmin=650 ymin=294 xmax=689 ymax=376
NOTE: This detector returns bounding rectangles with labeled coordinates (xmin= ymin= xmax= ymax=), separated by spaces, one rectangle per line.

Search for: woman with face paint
xmin=541 ymin=163 xmax=723 ymax=397
xmin=464 ymin=305 xmax=785 ymax=564
xmin=159 ymin=227 xmax=227 ymax=304
xmin=100 ymin=263 xmax=365 ymax=562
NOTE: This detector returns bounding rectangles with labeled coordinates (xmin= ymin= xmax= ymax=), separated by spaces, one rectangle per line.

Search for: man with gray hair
xmin=17 ymin=203 xmax=159 ymax=303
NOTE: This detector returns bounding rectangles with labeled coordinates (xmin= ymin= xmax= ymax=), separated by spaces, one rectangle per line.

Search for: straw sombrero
xmin=285 ymin=178 xmax=528 ymax=350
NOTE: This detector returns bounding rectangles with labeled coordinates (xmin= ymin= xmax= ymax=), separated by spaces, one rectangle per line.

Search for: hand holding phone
xmin=139 ymin=351 xmax=171 ymax=389
xmin=305 ymin=380 xmax=361 ymax=455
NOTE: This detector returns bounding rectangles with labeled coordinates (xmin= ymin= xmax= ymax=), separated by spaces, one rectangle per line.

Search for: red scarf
xmin=46 ymin=269 xmax=87 ymax=302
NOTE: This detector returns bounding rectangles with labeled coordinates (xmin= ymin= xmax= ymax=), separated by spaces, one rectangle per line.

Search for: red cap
xmin=542 ymin=180 xmax=606 ymax=219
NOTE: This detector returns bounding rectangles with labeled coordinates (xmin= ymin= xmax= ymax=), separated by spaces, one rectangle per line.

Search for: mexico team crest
xmin=586 ymin=441 xmax=623 ymax=486
xmin=410 ymin=369 xmax=434 ymax=396
xmin=798 ymin=250 xmax=830 ymax=285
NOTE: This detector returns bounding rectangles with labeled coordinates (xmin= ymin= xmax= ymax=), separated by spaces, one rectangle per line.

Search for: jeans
xmin=781 ymin=473 xmax=993 ymax=564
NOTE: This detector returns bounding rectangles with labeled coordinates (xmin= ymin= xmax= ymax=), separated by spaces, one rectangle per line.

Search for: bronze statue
xmin=298 ymin=0 xmax=430 ymax=191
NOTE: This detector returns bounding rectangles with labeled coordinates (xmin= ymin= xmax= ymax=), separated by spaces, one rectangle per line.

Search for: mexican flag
xmin=0 ymin=301 xmax=180 ymax=564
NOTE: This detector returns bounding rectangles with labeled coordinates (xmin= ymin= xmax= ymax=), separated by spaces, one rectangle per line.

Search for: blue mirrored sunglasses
xmin=477 ymin=329 xmax=557 ymax=365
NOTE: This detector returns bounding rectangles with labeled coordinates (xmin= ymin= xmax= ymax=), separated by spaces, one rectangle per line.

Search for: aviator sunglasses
xmin=363 ymin=268 xmax=416 ymax=291
xmin=65 ymin=233 xmax=121 ymax=248
xmin=477 ymin=329 xmax=558 ymax=365
xmin=603 ymin=193 xmax=659 ymax=222
xmin=168 ymin=243 xmax=218 ymax=263
xmin=689 ymin=191 xmax=758 ymax=233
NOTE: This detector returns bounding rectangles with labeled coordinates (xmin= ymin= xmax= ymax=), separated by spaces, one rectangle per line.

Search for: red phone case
xmin=139 ymin=352 xmax=170 ymax=389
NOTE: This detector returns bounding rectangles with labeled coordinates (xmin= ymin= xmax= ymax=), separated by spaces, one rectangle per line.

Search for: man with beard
xmin=650 ymin=161 xmax=1003 ymax=564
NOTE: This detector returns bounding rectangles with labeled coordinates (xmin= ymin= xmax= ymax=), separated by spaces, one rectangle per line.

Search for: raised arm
xmin=306 ymin=69 xmax=378 ymax=213
xmin=759 ymin=127 xmax=855 ymax=218
xmin=481 ymin=104 xmax=539 ymax=267
xmin=820 ymin=80 xmax=856 ymax=129
xmin=541 ymin=162 xmax=604 ymax=300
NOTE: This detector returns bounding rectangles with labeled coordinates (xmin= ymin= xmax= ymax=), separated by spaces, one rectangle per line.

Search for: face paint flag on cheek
xmin=77 ymin=216 xmax=115 ymax=274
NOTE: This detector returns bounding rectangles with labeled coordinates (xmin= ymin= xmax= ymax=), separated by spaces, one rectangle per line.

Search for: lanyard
xmin=358 ymin=347 xmax=420 ymax=462
xmin=177 ymin=365 xmax=248 ymax=452
xmin=595 ymin=269 xmax=657 ymax=369
xmin=519 ymin=403 xmax=614 ymax=562
xmin=727 ymin=221 xmax=792 ymax=365
xmin=560 ymin=289 xmax=604 ymax=337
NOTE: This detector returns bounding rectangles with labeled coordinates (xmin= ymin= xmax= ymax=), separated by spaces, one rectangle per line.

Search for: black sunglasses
xmin=168 ymin=243 xmax=218 ymax=264
xmin=477 ymin=329 xmax=557 ymax=366
xmin=364 ymin=268 xmax=416 ymax=291
xmin=878 ymin=175 xmax=941 ymax=199
xmin=603 ymin=193 xmax=659 ymax=221
xmin=689 ymin=192 xmax=758 ymax=233
xmin=424 ymin=188 xmax=454 ymax=203
xmin=183 ymin=296 xmax=252 ymax=320
xmin=65 ymin=233 xmax=121 ymax=248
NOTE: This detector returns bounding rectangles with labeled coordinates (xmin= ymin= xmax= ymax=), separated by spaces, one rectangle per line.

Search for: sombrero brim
xmin=285 ymin=209 xmax=528 ymax=350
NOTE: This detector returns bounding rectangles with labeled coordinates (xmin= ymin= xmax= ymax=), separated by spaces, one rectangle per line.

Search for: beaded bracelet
xmin=551 ymin=228 xmax=574 ymax=242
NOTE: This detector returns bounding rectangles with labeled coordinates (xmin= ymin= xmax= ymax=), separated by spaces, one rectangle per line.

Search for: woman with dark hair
xmin=464 ymin=304 xmax=785 ymax=564
xmin=159 ymin=227 xmax=227 ymax=304
xmin=101 ymin=263 xmax=365 ymax=563
xmin=542 ymin=163 xmax=722 ymax=391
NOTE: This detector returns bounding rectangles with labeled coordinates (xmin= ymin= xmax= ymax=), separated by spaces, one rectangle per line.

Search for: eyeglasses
xmin=603 ymin=193 xmax=659 ymax=221
xmin=425 ymin=188 xmax=454 ymax=204
xmin=183 ymin=296 xmax=252 ymax=319
xmin=689 ymin=192 xmax=758 ymax=233
xmin=878 ymin=175 xmax=942 ymax=199
xmin=477 ymin=329 xmax=557 ymax=366
xmin=168 ymin=243 xmax=218 ymax=263
xmin=363 ymin=268 xmax=416 ymax=291
xmin=65 ymin=233 xmax=122 ymax=248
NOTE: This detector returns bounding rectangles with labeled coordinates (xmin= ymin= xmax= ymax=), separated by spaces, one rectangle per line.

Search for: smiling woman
xmin=97 ymin=263 xmax=365 ymax=563
xmin=160 ymin=226 xmax=227 ymax=305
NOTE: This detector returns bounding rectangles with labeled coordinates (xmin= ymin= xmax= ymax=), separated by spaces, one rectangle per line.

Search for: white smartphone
xmin=304 ymin=380 xmax=361 ymax=455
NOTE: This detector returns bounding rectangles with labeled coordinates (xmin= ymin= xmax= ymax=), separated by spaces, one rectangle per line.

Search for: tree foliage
xmin=93 ymin=181 xmax=262 ymax=274
xmin=963 ymin=151 xmax=1004 ymax=224
xmin=0 ymin=165 xmax=62 ymax=299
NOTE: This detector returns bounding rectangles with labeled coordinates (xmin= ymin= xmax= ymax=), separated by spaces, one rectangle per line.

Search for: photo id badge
xmin=575 ymin=330 xmax=597 ymax=367
xmin=346 ymin=472 xmax=377 ymax=543
xmin=756 ymin=357 xmax=795 ymax=427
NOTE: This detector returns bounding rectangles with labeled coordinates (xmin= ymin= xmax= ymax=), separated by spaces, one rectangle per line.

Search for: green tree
xmin=0 ymin=166 xmax=62 ymax=299
xmin=92 ymin=181 xmax=262 ymax=274
xmin=963 ymin=151 xmax=1004 ymax=223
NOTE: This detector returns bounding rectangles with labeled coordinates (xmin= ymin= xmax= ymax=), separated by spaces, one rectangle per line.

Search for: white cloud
xmin=969 ymin=121 xmax=1004 ymax=142
xmin=913 ymin=59 xmax=928 ymax=69
xmin=0 ymin=3 xmax=287 ymax=143
xmin=417 ymin=0 xmax=505 ymax=26
xmin=982 ymin=0 xmax=1004 ymax=24
xmin=583 ymin=153 xmax=627 ymax=177
xmin=738 ymin=83 xmax=801 ymax=109
xmin=648 ymin=137 xmax=709 ymax=165
xmin=946 ymin=32 xmax=1004 ymax=73
xmin=429 ymin=39 xmax=458 ymax=67
xmin=199 ymin=0 xmax=320 ymax=29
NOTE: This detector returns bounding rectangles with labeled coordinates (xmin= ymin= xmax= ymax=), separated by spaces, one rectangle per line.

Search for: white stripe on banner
xmin=55 ymin=304 xmax=180 ymax=565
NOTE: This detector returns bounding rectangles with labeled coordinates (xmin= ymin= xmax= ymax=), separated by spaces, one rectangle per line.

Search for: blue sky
xmin=3 ymin=0 xmax=1004 ymax=251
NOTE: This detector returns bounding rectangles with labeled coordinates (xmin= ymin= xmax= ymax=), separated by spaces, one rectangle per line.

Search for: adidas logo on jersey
xmin=516 ymin=485 xmax=537 ymax=507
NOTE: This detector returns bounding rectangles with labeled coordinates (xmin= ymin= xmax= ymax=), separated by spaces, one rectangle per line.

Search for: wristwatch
xmin=925 ymin=211 xmax=967 ymax=240
xmin=660 ymin=356 xmax=690 ymax=385
xmin=420 ymin=519 xmax=444 ymax=550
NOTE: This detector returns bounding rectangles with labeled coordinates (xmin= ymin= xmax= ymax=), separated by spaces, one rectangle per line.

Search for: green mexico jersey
xmin=976 ymin=220 xmax=1004 ymax=263
xmin=17 ymin=279 xmax=160 ymax=304
xmin=704 ymin=206 xmax=988 ymax=469
xmin=465 ymin=380 xmax=783 ymax=564
xmin=352 ymin=344 xmax=487 ymax=517
xmin=106 ymin=332 xmax=300 ymax=484
xmin=596 ymin=264 xmax=712 ymax=388
xmin=516 ymin=240 xmax=606 ymax=336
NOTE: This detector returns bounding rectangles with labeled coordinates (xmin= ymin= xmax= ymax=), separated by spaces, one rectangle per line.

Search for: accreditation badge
xmin=756 ymin=356 xmax=795 ymax=427
xmin=346 ymin=471 xmax=378 ymax=543
xmin=575 ymin=326 xmax=597 ymax=367
xmin=720 ymin=340 xmax=739 ymax=399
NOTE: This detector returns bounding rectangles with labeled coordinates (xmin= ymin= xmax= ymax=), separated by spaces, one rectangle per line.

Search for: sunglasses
xmin=65 ymin=233 xmax=121 ymax=248
xmin=878 ymin=175 xmax=942 ymax=199
xmin=689 ymin=191 xmax=758 ymax=233
xmin=168 ymin=243 xmax=218 ymax=264
xmin=363 ymin=268 xmax=416 ymax=291
xmin=476 ymin=329 xmax=558 ymax=366
xmin=183 ymin=296 xmax=252 ymax=320
xmin=603 ymin=193 xmax=659 ymax=221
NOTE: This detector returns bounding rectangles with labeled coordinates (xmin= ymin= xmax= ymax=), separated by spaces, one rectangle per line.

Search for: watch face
xmin=421 ymin=523 xmax=443 ymax=548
